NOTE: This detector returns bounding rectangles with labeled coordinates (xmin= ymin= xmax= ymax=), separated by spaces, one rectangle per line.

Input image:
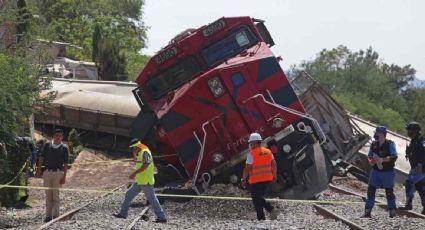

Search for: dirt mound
xmin=28 ymin=148 xmax=132 ymax=209
xmin=66 ymin=149 xmax=132 ymax=189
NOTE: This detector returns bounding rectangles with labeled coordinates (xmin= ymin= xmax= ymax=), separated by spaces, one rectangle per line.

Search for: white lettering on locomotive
xmin=202 ymin=19 xmax=226 ymax=37
xmin=155 ymin=47 xmax=178 ymax=64
xmin=226 ymin=127 xmax=265 ymax=150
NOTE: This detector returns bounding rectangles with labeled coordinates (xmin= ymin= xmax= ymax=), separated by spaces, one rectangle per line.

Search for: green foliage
xmin=126 ymin=52 xmax=149 ymax=81
xmin=0 ymin=51 xmax=53 ymax=206
xmin=332 ymin=93 xmax=406 ymax=133
xmin=402 ymin=87 xmax=425 ymax=128
xmin=67 ymin=129 xmax=84 ymax=164
xmin=29 ymin=0 xmax=149 ymax=80
xmin=0 ymin=0 xmax=53 ymax=206
xmin=91 ymin=24 xmax=102 ymax=63
xmin=0 ymin=52 xmax=53 ymax=145
xmin=293 ymin=45 xmax=418 ymax=134
xmin=92 ymin=25 xmax=128 ymax=80
xmin=96 ymin=36 xmax=128 ymax=81
xmin=16 ymin=0 xmax=31 ymax=43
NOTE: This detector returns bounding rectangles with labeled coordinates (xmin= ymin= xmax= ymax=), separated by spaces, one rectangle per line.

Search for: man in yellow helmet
xmin=113 ymin=139 xmax=167 ymax=223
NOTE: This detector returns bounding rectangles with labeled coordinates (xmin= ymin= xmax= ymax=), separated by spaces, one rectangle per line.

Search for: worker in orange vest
xmin=241 ymin=133 xmax=279 ymax=220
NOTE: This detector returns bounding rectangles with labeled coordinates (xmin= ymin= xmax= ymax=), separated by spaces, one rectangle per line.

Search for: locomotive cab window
xmin=201 ymin=26 xmax=258 ymax=67
xmin=145 ymin=56 xmax=201 ymax=99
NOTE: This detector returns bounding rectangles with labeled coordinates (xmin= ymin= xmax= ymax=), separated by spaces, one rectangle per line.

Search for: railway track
xmin=36 ymin=185 xmax=126 ymax=230
xmin=303 ymin=183 xmax=425 ymax=230
xmin=329 ymin=183 xmax=425 ymax=219
xmin=36 ymin=184 xmax=154 ymax=230
xmin=6 ymin=183 xmax=425 ymax=229
xmin=313 ymin=204 xmax=365 ymax=230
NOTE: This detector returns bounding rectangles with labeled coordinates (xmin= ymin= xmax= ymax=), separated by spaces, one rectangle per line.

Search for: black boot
xmin=360 ymin=208 xmax=372 ymax=218
xmin=400 ymin=197 xmax=413 ymax=210
xmin=389 ymin=209 xmax=396 ymax=218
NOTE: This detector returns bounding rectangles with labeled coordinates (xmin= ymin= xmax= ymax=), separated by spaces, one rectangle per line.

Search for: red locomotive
xmin=131 ymin=17 xmax=332 ymax=198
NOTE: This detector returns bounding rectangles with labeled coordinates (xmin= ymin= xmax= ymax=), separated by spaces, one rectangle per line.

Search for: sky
xmin=141 ymin=0 xmax=425 ymax=79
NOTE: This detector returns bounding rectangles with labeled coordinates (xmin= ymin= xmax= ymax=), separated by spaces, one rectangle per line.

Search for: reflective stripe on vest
xmin=248 ymin=147 xmax=273 ymax=184
xmin=135 ymin=148 xmax=155 ymax=185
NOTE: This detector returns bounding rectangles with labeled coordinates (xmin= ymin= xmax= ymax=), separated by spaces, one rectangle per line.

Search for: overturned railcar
xmin=131 ymin=17 xmax=332 ymax=198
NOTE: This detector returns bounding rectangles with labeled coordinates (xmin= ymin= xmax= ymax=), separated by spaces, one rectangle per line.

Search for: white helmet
xmin=248 ymin=133 xmax=262 ymax=142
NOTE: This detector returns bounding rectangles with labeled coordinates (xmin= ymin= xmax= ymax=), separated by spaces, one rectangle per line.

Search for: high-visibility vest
xmin=248 ymin=147 xmax=274 ymax=184
xmin=135 ymin=147 xmax=155 ymax=185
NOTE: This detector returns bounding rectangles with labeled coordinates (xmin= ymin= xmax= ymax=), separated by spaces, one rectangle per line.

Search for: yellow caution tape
xmin=69 ymin=159 xmax=133 ymax=166
xmin=68 ymin=154 xmax=178 ymax=166
xmin=0 ymin=162 xmax=28 ymax=190
xmin=0 ymin=184 xmax=364 ymax=205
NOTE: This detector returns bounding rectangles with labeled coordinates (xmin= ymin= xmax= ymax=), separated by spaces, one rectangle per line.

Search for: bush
xmin=67 ymin=129 xmax=83 ymax=164
xmin=333 ymin=93 xmax=406 ymax=134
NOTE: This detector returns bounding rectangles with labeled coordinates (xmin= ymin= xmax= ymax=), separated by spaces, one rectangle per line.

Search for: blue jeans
xmin=119 ymin=183 xmax=166 ymax=220
xmin=365 ymin=169 xmax=396 ymax=209
xmin=405 ymin=169 xmax=425 ymax=206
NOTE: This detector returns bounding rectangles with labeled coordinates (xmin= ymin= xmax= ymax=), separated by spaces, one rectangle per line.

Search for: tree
xmin=0 ymin=50 xmax=54 ymax=207
xmin=91 ymin=24 xmax=101 ymax=63
xmin=97 ymin=38 xmax=127 ymax=81
xmin=293 ymin=46 xmax=416 ymax=133
xmin=402 ymin=87 xmax=425 ymax=128
xmin=0 ymin=1 xmax=53 ymax=207
xmin=126 ymin=52 xmax=149 ymax=81
xmin=29 ymin=0 xmax=149 ymax=79
xmin=16 ymin=0 xmax=30 ymax=43
xmin=92 ymin=25 xmax=127 ymax=81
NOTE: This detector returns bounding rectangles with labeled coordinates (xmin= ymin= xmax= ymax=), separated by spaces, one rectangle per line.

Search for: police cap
xmin=406 ymin=121 xmax=421 ymax=131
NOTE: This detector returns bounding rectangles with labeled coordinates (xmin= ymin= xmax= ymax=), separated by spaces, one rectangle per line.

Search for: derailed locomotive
xmin=131 ymin=17 xmax=333 ymax=199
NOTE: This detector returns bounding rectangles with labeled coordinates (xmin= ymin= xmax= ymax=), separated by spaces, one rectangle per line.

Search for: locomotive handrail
xmin=242 ymin=93 xmax=327 ymax=145
xmin=192 ymin=115 xmax=221 ymax=194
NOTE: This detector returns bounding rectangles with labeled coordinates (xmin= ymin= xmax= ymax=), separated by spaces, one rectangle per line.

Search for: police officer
xmin=361 ymin=126 xmax=398 ymax=218
xmin=400 ymin=121 xmax=425 ymax=214
xmin=113 ymin=139 xmax=167 ymax=223
xmin=241 ymin=133 xmax=279 ymax=220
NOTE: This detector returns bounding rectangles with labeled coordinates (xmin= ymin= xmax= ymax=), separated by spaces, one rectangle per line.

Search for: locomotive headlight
xmin=212 ymin=152 xmax=224 ymax=163
xmin=282 ymin=144 xmax=291 ymax=153
xmin=208 ymin=77 xmax=225 ymax=98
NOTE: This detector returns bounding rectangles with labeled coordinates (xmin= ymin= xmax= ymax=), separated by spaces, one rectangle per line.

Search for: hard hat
xmin=129 ymin=138 xmax=140 ymax=147
xmin=248 ymin=133 xmax=262 ymax=142
xmin=406 ymin=121 xmax=421 ymax=131
xmin=375 ymin=126 xmax=387 ymax=134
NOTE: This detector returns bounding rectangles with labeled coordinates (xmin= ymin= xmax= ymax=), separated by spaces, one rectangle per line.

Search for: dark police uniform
xmin=364 ymin=139 xmax=397 ymax=215
xmin=404 ymin=134 xmax=425 ymax=211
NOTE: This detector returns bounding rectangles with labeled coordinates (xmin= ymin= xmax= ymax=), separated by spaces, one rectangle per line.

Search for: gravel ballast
xmin=3 ymin=176 xmax=425 ymax=229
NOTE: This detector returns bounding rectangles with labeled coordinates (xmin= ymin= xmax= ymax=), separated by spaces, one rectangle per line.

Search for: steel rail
xmin=313 ymin=204 xmax=366 ymax=230
xmin=125 ymin=207 xmax=150 ymax=230
xmin=37 ymin=184 xmax=126 ymax=230
xmin=329 ymin=183 xmax=425 ymax=219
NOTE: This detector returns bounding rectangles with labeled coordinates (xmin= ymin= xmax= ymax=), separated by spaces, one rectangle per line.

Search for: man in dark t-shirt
xmin=36 ymin=129 xmax=69 ymax=223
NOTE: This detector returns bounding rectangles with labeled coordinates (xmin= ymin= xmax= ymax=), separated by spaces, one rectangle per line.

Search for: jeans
xmin=365 ymin=169 xmax=396 ymax=209
xmin=405 ymin=169 xmax=425 ymax=206
xmin=249 ymin=181 xmax=274 ymax=220
xmin=118 ymin=183 xmax=166 ymax=220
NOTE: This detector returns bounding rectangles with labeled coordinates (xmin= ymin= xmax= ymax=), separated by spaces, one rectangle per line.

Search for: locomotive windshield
xmin=201 ymin=26 xmax=258 ymax=67
xmin=145 ymin=56 xmax=201 ymax=99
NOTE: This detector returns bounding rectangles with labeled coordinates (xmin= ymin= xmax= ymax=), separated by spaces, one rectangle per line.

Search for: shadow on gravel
xmin=130 ymin=202 xmax=147 ymax=208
